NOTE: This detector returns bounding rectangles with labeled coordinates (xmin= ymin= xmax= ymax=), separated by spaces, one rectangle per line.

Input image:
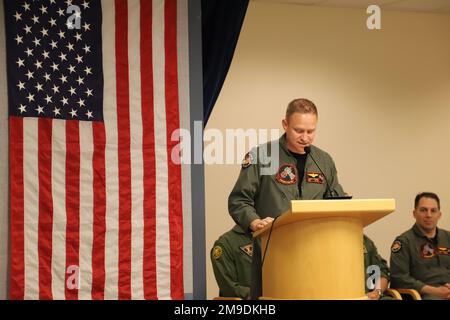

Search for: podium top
xmin=253 ymin=199 xmax=395 ymax=238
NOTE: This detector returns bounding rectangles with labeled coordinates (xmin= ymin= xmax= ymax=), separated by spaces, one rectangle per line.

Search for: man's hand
xmin=366 ymin=289 xmax=382 ymax=300
xmin=421 ymin=285 xmax=450 ymax=299
xmin=249 ymin=217 xmax=274 ymax=232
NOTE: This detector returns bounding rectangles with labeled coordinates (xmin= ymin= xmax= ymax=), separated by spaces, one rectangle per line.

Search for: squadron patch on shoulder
xmin=241 ymin=152 xmax=254 ymax=169
xmin=391 ymin=240 xmax=402 ymax=253
xmin=240 ymin=244 xmax=253 ymax=257
xmin=212 ymin=246 xmax=223 ymax=260
xmin=306 ymin=172 xmax=324 ymax=184
xmin=420 ymin=242 xmax=436 ymax=259
xmin=437 ymin=247 xmax=450 ymax=255
xmin=276 ymin=164 xmax=297 ymax=185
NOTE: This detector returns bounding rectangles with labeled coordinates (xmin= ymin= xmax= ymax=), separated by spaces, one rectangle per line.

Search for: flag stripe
xmin=51 ymin=120 xmax=67 ymax=300
xmin=153 ymin=0 xmax=171 ymax=299
xmin=64 ymin=121 xmax=80 ymax=300
xmin=140 ymin=0 xmax=157 ymax=300
xmin=128 ymin=0 xmax=145 ymax=300
xmin=102 ymin=0 xmax=119 ymax=300
xmin=165 ymin=0 xmax=184 ymax=299
xmin=9 ymin=117 xmax=24 ymax=300
xmin=91 ymin=122 xmax=106 ymax=300
xmin=38 ymin=118 xmax=54 ymax=300
xmin=79 ymin=122 xmax=94 ymax=300
xmin=23 ymin=119 xmax=39 ymax=300
xmin=115 ymin=0 xmax=132 ymax=299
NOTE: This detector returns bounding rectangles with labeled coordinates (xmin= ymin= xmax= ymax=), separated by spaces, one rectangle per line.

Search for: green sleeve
xmin=210 ymin=241 xmax=250 ymax=299
xmin=389 ymin=238 xmax=426 ymax=292
xmin=367 ymin=238 xmax=391 ymax=281
xmin=228 ymin=150 xmax=261 ymax=232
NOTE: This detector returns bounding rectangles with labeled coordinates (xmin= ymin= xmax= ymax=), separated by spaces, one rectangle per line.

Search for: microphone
xmin=304 ymin=146 xmax=341 ymax=199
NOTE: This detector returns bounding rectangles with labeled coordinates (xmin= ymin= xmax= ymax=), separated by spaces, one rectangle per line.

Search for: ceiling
xmin=251 ymin=0 xmax=450 ymax=14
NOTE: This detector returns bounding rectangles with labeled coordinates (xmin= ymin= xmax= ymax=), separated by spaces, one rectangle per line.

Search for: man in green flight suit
xmin=390 ymin=192 xmax=450 ymax=300
xmin=210 ymin=225 xmax=253 ymax=299
xmin=227 ymin=98 xmax=347 ymax=298
xmin=364 ymin=235 xmax=392 ymax=300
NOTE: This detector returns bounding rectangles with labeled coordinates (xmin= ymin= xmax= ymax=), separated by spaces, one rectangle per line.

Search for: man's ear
xmin=282 ymin=118 xmax=288 ymax=130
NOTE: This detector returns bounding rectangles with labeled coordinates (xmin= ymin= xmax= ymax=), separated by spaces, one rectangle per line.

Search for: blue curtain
xmin=202 ymin=0 xmax=249 ymax=125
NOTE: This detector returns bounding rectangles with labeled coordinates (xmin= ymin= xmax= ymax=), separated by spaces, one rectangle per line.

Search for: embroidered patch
xmin=391 ymin=240 xmax=402 ymax=253
xmin=276 ymin=164 xmax=297 ymax=185
xmin=421 ymin=243 xmax=436 ymax=259
xmin=306 ymin=172 xmax=324 ymax=184
xmin=240 ymin=244 xmax=253 ymax=257
xmin=212 ymin=246 xmax=222 ymax=260
xmin=241 ymin=152 xmax=254 ymax=169
xmin=437 ymin=247 xmax=450 ymax=255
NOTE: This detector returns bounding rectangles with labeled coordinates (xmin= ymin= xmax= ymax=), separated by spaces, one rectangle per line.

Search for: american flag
xmin=5 ymin=0 xmax=193 ymax=299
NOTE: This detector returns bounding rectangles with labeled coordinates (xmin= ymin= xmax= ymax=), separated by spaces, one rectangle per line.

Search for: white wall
xmin=205 ymin=2 xmax=450 ymax=299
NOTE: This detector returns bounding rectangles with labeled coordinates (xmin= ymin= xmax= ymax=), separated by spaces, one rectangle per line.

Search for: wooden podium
xmin=253 ymin=199 xmax=395 ymax=300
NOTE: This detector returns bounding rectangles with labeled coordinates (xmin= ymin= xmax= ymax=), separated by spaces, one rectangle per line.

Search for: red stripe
xmin=38 ymin=118 xmax=54 ymax=300
xmin=9 ymin=117 xmax=25 ymax=300
xmin=65 ymin=121 xmax=80 ymax=300
xmin=91 ymin=122 xmax=106 ymax=300
xmin=115 ymin=0 xmax=132 ymax=299
xmin=165 ymin=0 xmax=184 ymax=299
xmin=140 ymin=0 xmax=157 ymax=300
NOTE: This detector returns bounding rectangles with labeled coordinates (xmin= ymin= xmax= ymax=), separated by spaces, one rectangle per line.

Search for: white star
xmin=39 ymin=5 xmax=48 ymax=15
xmin=14 ymin=35 xmax=23 ymax=45
xmin=35 ymin=82 xmax=43 ymax=92
xmin=25 ymin=70 xmax=34 ymax=80
xmin=76 ymin=76 xmax=84 ymax=85
xmin=75 ymin=55 xmax=83 ymax=64
xmin=43 ymin=73 xmax=51 ymax=82
xmin=50 ymin=62 xmax=59 ymax=71
xmin=52 ymin=85 xmax=60 ymax=94
xmin=84 ymin=66 xmax=92 ymax=75
xmin=45 ymin=95 xmax=53 ymax=104
xmin=49 ymin=18 xmax=57 ymax=27
xmin=67 ymin=65 xmax=76 ymax=74
xmin=32 ymin=37 xmax=41 ymax=47
xmin=68 ymin=87 xmax=77 ymax=95
xmin=86 ymin=110 xmax=93 ymax=119
xmin=17 ymin=81 xmax=26 ymax=91
xmin=40 ymin=28 xmax=48 ymax=37
xmin=57 ymin=8 xmax=65 ymax=17
xmin=85 ymin=88 xmax=93 ymax=97
xmin=74 ymin=11 xmax=82 ymax=19
xmin=66 ymin=43 xmax=74 ymax=51
xmin=83 ymin=23 xmax=91 ymax=32
xmin=14 ymin=12 xmax=22 ymax=21
xmin=60 ymin=74 xmax=68 ymax=83
xmin=82 ymin=45 xmax=91 ymax=54
xmin=58 ymin=30 xmax=65 ymax=39
xmin=70 ymin=109 xmax=77 ymax=118
xmin=74 ymin=33 xmax=82 ymax=42
xmin=23 ymin=25 xmax=32 ymax=34
xmin=66 ymin=20 xmax=74 ymax=30
xmin=53 ymin=107 xmax=61 ymax=116
xmin=19 ymin=104 xmax=27 ymax=113
xmin=22 ymin=2 xmax=31 ymax=11
xmin=25 ymin=47 xmax=34 ymax=56
xmin=50 ymin=40 xmax=58 ymax=49
xmin=65 ymin=0 xmax=73 ymax=6
xmin=16 ymin=58 xmax=25 ymax=68
xmin=35 ymin=105 xmax=44 ymax=115
xmin=26 ymin=93 xmax=35 ymax=102
xmin=42 ymin=51 xmax=50 ymax=59
xmin=31 ymin=15 xmax=39 ymax=24
xmin=77 ymin=98 xmax=85 ymax=108
xmin=34 ymin=59 xmax=43 ymax=69
xmin=61 ymin=97 xmax=69 ymax=106
xmin=50 ymin=1 xmax=57 ymax=6
xmin=82 ymin=1 xmax=90 ymax=9
xmin=59 ymin=52 xmax=67 ymax=61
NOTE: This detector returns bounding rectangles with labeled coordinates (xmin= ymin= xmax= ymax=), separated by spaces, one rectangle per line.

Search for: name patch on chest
xmin=306 ymin=172 xmax=324 ymax=184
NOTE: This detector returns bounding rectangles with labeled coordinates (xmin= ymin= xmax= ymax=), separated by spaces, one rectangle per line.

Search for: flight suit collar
xmin=412 ymin=223 xmax=440 ymax=243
